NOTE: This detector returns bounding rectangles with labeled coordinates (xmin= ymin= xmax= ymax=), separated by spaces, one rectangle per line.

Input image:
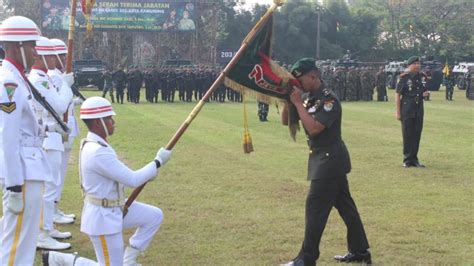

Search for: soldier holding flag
xmin=281 ymin=58 xmax=371 ymax=266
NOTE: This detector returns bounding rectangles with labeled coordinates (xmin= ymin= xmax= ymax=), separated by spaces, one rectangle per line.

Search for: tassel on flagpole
xmin=242 ymin=92 xmax=254 ymax=154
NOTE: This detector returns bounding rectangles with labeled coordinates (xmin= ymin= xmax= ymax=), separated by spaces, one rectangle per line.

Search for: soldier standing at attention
xmin=395 ymin=56 xmax=430 ymax=168
xmin=101 ymin=68 xmax=114 ymax=103
xmin=29 ymin=37 xmax=73 ymax=250
xmin=0 ymin=16 xmax=51 ymax=265
xmin=444 ymin=68 xmax=455 ymax=101
xmin=257 ymin=101 xmax=269 ymax=122
xmin=281 ymin=58 xmax=371 ymax=266
xmin=112 ymin=65 xmax=126 ymax=104
xmin=375 ymin=66 xmax=387 ymax=101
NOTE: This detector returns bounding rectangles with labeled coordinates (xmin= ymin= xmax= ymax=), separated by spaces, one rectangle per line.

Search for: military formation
xmin=319 ymin=65 xmax=386 ymax=102
xmin=0 ymin=15 xmax=174 ymax=265
xmin=102 ymin=65 xmax=244 ymax=105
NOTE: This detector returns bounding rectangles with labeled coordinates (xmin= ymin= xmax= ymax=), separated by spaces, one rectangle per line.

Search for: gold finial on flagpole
xmin=274 ymin=0 xmax=284 ymax=7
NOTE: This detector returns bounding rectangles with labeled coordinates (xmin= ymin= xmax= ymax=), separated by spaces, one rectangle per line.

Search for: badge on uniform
xmin=42 ymin=81 xmax=50 ymax=90
xmin=0 ymin=102 xmax=16 ymax=113
xmin=323 ymin=100 xmax=334 ymax=112
xmin=4 ymin=82 xmax=18 ymax=101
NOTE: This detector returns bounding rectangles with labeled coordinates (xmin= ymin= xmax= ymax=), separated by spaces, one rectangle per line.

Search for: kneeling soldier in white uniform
xmin=43 ymin=96 xmax=171 ymax=265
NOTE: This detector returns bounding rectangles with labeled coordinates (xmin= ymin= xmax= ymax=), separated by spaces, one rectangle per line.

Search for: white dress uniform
xmin=80 ymin=132 xmax=163 ymax=266
xmin=29 ymin=67 xmax=72 ymax=233
xmin=48 ymin=68 xmax=79 ymax=213
xmin=0 ymin=59 xmax=51 ymax=264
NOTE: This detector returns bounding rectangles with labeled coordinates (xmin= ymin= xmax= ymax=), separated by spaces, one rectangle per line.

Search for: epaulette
xmin=97 ymin=141 xmax=108 ymax=147
xmin=322 ymin=87 xmax=330 ymax=97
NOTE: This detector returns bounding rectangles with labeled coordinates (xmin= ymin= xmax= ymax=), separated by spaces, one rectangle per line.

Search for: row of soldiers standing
xmin=321 ymin=66 xmax=388 ymax=102
xmin=102 ymin=66 xmax=244 ymax=104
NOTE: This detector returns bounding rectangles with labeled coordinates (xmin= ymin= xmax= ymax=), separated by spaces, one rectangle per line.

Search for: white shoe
xmin=49 ymin=228 xmax=72 ymax=239
xmin=53 ymin=213 xmax=75 ymax=224
xmin=44 ymin=251 xmax=97 ymax=266
xmin=43 ymin=251 xmax=76 ymax=265
xmin=55 ymin=208 xmax=76 ymax=219
xmin=38 ymin=231 xmax=71 ymax=250
xmin=123 ymin=246 xmax=142 ymax=266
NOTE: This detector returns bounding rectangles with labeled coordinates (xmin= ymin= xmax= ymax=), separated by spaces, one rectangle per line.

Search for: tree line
xmin=4 ymin=0 xmax=473 ymax=66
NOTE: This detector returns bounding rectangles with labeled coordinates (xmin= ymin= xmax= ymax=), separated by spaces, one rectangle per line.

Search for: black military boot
xmin=334 ymin=250 xmax=372 ymax=264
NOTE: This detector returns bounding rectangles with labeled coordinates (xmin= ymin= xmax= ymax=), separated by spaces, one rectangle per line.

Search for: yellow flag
xmin=443 ymin=61 xmax=450 ymax=76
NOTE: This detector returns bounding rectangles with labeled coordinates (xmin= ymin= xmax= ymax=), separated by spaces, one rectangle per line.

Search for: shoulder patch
xmin=41 ymin=81 xmax=50 ymax=90
xmin=4 ymin=82 xmax=18 ymax=101
xmin=323 ymin=101 xmax=334 ymax=112
xmin=0 ymin=102 xmax=16 ymax=113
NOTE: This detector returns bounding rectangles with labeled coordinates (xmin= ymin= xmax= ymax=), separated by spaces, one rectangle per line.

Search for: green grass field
xmin=33 ymin=88 xmax=473 ymax=265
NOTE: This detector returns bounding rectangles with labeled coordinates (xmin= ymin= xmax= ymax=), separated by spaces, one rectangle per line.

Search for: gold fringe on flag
xmin=225 ymin=76 xmax=300 ymax=141
xmin=242 ymin=92 xmax=254 ymax=154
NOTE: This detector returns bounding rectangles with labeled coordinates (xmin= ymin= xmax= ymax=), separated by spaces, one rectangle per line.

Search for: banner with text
xmin=41 ymin=0 xmax=196 ymax=32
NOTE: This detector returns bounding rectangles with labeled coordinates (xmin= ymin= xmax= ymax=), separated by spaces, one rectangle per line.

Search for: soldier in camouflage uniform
xmin=375 ymin=66 xmax=387 ymax=101
xmin=345 ymin=67 xmax=356 ymax=101
xmin=444 ymin=68 xmax=455 ymax=101
xmin=332 ymin=67 xmax=345 ymax=101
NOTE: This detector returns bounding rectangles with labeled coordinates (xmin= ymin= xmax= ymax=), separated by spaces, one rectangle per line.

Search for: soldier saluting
xmin=395 ymin=56 xmax=430 ymax=168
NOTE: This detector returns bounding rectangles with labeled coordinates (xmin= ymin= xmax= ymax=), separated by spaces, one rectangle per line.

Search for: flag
xmin=224 ymin=14 xmax=301 ymax=141
xmin=443 ymin=60 xmax=450 ymax=76
xmin=81 ymin=0 xmax=96 ymax=37
xmin=224 ymin=15 xmax=295 ymax=103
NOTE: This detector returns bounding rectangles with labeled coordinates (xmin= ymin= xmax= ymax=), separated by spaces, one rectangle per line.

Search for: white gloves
xmin=47 ymin=123 xmax=68 ymax=136
xmin=73 ymin=97 xmax=84 ymax=106
xmin=62 ymin=73 xmax=75 ymax=87
xmin=155 ymin=148 xmax=172 ymax=167
xmin=5 ymin=190 xmax=23 ymax=214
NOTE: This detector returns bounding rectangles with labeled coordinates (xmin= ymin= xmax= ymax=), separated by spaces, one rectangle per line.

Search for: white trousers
xmin=57 ymin=143 xmax=73 ymax=203
xmin=89 ymin=201 xmax=163 ymax=266
xmin=44 ymin=150 xmax=62 ymax=231
xmin=0 ymin=181 xmax=44 ymax=265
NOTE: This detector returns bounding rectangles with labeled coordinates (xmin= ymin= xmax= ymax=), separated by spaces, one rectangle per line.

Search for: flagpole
xmin=66 ymin=0 xmax=77 ymax=74
xmin=123 ymin=0 xmax=284 ymax=217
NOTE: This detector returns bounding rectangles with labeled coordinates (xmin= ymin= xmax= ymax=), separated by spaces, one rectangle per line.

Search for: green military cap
xmin=407 ymin=56 xmax=420 ymax=65
xmin=291 ymin=57 xmax=319 ymax=78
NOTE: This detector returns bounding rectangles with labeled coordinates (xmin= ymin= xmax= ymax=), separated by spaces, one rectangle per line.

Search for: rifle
xmin=25 ymin=78 xmax=70 ymax=134
xmin=71 ymin=83 xmax=86 ymax=101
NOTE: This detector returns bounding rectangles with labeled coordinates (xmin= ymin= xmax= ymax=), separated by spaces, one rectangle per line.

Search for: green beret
xmin=407 ymin=56 xmax=420 ymax=65
xmin=291 ymin=57 xmax=319 ymax=78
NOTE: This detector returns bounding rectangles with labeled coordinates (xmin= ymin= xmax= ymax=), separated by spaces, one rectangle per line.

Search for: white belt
xmin=84 ymin=194 xmax=124 ymax=208
xmin=20 ymin=136 xmax=43 ymax=147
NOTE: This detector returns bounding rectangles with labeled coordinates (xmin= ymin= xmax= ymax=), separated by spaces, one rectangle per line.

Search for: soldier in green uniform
xmin=395 ymin=56 xmax=430 ymax=167
xmin=257 ymin=101 xmax=269 ymax=122
xmin=281 ymin=58 xmax=371 ymax=266
xmin=444 ymin=68 xmax=455 ymax=101
xmin=375 ymin=66 xmax=387 ymax=101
